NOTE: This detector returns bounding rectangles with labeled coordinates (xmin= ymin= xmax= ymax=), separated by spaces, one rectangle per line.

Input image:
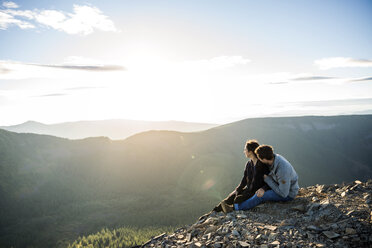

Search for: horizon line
xmin=1 ymin=112 xmax=372 ymax=127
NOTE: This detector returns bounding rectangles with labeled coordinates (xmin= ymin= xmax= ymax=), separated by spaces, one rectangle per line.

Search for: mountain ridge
xmin=0 ymin=119 xmax=218 ymax=140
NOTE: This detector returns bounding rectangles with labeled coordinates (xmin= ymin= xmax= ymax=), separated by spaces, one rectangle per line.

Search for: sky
xmin=0 ymin=0 xmax=372 ymax=125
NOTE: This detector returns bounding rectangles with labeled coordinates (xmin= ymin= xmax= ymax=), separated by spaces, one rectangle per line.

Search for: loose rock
xmin=141 ymin=180 xmax=372 ymax=248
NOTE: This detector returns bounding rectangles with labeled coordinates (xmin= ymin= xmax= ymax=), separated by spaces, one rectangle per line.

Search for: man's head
xmin=244 ymin=139 xmax=259 ymax=158
xmin=255 ymin=145 xmax=274 ymax=165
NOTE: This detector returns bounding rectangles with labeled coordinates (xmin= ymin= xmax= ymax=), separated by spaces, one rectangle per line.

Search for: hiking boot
xmin=221 ymin=201 xmax=234 ymax=214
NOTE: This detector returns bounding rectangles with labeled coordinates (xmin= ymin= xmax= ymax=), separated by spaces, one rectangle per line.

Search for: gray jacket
xmin=264 ymin=154 xmax=299 ymax=199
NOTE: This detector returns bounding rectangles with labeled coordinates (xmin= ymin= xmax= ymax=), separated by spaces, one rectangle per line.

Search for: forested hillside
xmin=1 ymin=115 xmax=371 ymax=247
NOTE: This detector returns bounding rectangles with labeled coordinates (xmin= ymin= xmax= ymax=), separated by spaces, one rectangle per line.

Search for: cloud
xmin=35 ymin=5 xmax=118 ymax=35
xmin=0 ymin=3 xmax=118 ymax=35
xmin=264 ymin=74 xmax=337 ymax=85
xmin=34 ymin=93 xmax=68 ymax=97
xmin=64 ymin=86 xmax=106 ymax=91
xmin=0 ymin=59 xmax=126 ymax=80
xmin=291 ymin=76 xmax=335 ymax=81
xmin=295 ymin=97 xmax=372 ymax=107
xmin=0 ymin=65 xmax=11 ymax=74
xmin=34 ymin=64 xmax=125 ymax=71
xmin=348 ymin=76 xmax=372 ymax=82
xmin=0 ymin=10 xmax=35 ymax=29
xmin=276 ymin=75 xmax=372 ymax=85
xmin=2 ymin=1 xmax=19 ymax=8
xmin=268 ymin=82 xmax=288 ymax=85
xmin=269 ymin=74 xmax=372 ymax=85
xmin=5 ymin=9 xmax=35 ymax=19
xmin=264 ymin=98 xmax=372 ymax=118
xmin=315 ymin=57 xmax=372 ymax=70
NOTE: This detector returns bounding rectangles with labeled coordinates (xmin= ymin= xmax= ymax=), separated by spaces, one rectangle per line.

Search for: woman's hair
xmin=245 ymin=139 xmax=260 ymax=155
xmin=255 ymin=145 xmax=274 ymax=160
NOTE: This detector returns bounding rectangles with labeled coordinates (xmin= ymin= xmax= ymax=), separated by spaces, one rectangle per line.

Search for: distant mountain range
xmin=0 ymin=119 xmax=218 ymax=140
xmin=0 ymin=115 xmax=371 ymax=247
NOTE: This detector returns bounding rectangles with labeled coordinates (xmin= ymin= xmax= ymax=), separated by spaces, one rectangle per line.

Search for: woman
xmin=200 ymin=139 xmax=270 ymax=219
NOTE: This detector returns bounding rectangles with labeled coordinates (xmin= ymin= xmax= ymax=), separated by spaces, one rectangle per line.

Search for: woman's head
xmin=244 ymin=139 xmax=260 ymax=158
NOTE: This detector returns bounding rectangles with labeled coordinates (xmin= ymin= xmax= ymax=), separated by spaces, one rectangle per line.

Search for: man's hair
xmin=255 ymin=145 xmax=274 ymax=160
xmin=245 ymin=139 xmax=260 ymax=154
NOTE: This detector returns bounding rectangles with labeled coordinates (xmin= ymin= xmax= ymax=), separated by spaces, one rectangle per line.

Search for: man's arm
xmin=264 ymin=166 xmax=291 ymax=198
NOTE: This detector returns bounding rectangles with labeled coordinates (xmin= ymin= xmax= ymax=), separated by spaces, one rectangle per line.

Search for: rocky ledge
xmin=140 ymin=180 xmax=372 ymax=248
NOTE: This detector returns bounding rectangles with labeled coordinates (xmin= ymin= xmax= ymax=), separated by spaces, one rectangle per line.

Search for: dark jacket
xmin=235 ymin=159 xmax=271 ymax=196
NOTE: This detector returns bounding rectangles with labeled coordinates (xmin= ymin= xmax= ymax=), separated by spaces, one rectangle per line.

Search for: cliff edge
xmin=140 ymin=180 xmax=372 ymax=248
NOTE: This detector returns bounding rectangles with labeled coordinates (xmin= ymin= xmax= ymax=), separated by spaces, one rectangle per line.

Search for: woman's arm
xmin=252 ymin=163 xmax=269 ymax=191
xmin=254 ymin=162 xmax=271 ymax=196
xmin=235 ymin=161 xmax=250 ymax=193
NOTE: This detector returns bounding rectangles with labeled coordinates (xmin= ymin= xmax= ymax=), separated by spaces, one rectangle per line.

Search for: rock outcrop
xmin=140 ymin=180 xmax=372 ymax=247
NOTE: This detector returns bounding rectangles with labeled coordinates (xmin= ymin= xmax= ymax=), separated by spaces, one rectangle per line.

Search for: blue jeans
xmin=234 ymin=190 xmax=293 ymax=210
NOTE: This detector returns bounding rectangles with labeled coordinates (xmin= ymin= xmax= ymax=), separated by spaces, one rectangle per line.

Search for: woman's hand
xmin=256 ymin=188 xmax=265 ymax=197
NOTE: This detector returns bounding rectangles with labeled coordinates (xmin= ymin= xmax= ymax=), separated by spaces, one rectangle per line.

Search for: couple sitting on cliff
xmin=204 ymin=140 xmax=299 ymax=217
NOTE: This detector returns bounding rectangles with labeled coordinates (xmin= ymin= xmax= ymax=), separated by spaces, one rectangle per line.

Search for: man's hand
xmin=256 ymin=188 xmax=265 ymax=198
xmin=263 ymin=174 xmax=268 ymax=180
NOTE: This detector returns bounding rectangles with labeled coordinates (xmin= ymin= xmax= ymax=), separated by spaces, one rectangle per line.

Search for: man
xmin=221 ymin=144 xmax=299 ymax=212
xmin=199 ymin=140 xmax=270 ymax=220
